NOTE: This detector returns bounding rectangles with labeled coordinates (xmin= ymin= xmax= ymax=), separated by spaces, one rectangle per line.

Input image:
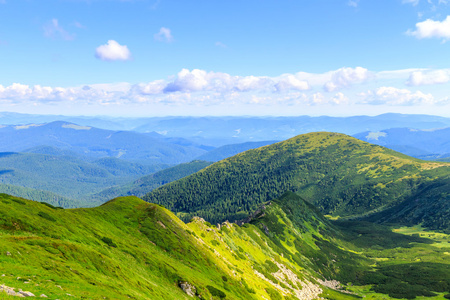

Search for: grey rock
xmin=179 ymin=281 xmax=196 ymax=297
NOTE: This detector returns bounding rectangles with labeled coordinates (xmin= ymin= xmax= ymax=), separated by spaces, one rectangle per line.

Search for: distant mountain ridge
xmin=2 ymin=112 xmax=450 ymax=146
xmin=0 ymin=121 xmax=209 ymax=165
xmin=354 ymin=127 xmax=450 ymax=160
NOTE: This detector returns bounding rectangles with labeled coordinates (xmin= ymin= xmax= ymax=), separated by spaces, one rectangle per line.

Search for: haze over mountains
xmin=2 ymin=112 xmax=450 ymax=146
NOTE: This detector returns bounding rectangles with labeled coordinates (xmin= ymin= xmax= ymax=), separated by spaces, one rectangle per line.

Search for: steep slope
xmin=0 ymin=193 xmax=335 ymax=300
xmin=91 ymin=160 xmax=212 ymax=201
xmin=1 ymin=193 xmax=448 ymax=299
xmin=145 ymin=132 xmax=450 ymax=227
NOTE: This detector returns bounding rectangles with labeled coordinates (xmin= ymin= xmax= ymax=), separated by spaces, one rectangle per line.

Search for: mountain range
xmin=2 ymin=112 xmax=450 ymax=146
xmin=354 ymin=127 xmax=450 ymax=160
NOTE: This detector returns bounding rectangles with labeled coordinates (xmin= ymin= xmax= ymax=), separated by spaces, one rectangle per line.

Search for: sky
xmin=1 ymin=0 xmax=450 ymax=117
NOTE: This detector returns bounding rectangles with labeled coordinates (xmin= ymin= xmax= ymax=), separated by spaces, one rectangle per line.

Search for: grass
xmin=1 ymin=191 xmax=450 ymax=299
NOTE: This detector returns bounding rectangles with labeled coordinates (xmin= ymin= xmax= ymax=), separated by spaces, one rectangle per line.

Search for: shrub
xmin=101 ymin=237 xmax=117 ymax=247
xmin=206 ymin=285 xmax=226 ymax=299
xmin=38 ymin=211 xmax=56 ymax=222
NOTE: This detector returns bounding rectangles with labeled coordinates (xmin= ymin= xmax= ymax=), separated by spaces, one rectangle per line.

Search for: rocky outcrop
xmin=178 ymin=281 xmax=196 ymax=297
xmin=1 ymin=284 xmax=36 ymax=297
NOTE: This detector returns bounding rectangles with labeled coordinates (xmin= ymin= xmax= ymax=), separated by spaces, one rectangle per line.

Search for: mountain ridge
xmin=144 ymin=132 xmax=450 ymax=230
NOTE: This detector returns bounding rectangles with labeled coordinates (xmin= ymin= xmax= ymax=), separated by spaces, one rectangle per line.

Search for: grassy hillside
xmin=91 ymin=160 xmax=212 ymax=201
xmin=144 ymin=132 xmax=450 ymax=227
xmin=0 ymin=193 xmax=342 ymax=299
xmin=1 ymin=193 xmax=449 ymax=299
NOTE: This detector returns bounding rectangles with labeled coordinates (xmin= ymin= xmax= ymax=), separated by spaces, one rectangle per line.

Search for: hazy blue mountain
xmin=3 ymin=112 xmax=450 ymax=146
xmin=353 ymin=127 xmax=450 ymax=160
xmin=0 ymin=121 xmax=209 ymax=165
xmin=133 ymin=113 xmax=450 ymax=146
xmin=195 ymin=140 xmax=278 ymax=162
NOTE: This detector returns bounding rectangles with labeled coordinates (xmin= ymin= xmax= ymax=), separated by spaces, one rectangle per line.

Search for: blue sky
xmin=1 ymin=0 xmax=450 ymax=117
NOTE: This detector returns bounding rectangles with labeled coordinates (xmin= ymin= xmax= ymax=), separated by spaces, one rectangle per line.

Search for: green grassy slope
xmin=0 ymin=194 xmax=256 ymax=299
xmin=144 ymin=132 xmax=450 ymax=226
xmin=1 ymin=192 xmax=449 ymax=299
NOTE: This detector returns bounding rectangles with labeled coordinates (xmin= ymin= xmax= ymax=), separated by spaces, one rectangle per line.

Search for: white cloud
xmin=3 ymin=67 xmax=450 ymax=110
xmin=324 ymin=67 xmax=370 ymax=92
xmin=407 ymin=15 xmax=450 ymax=40
xmin=43 ymin=19 xmax=74 ymax=41
xmin=361 ymin=87 xmax=435 ymax=105
xmin=95 ymin=40 xmax=131 ymax=61
xmin=275 ymin=75 xmax=310 ymax=92
xmin=406 ymin=69 xmax=450 ymax=85
xmin=154 ymin=27 xmax=174 ymax=42
xmin=331 ymin=92 xmax=349 ymax=104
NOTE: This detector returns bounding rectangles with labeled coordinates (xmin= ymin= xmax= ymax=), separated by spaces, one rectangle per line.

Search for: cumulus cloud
xmin=361 ymin=87 xmax=435 ymax=105
xmin=95 ymin=40 xmax=131 ymax=61
xmin=323 ymin=67 xmax=370 ymax=92
xmin=275 ymin=75 xmax=310 ymax=92
xmin=161 ymin=69 xmax=309 ymax=93
xmin=43 ymin=19 xmax=75 ymax=41
xmin=407 ymin=15 xmax=450 ymax=40
xmin=3 ymin=68 xmax=450 ymax=109
xmin=406 ymin=69 xmax=450 ymax=86
xmin=331 ymin=92 xmax=349 ymax=104
xmin=0 ymin=83 xmax=121 ymax=105
xmin=154 ymin=27 xmax=174 ymax=42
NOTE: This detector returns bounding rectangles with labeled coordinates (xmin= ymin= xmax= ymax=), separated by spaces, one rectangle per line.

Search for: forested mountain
xmin=91 ymin=160 xmax=212 ymax=202
xmin=354 ymin=127 xmax=450 ymax=160
xmin=0 ymin=121 xmax=209 ymax=164
xmin=1 ymin=192 xmax=449 ymax=299
xmin=0 ymin=151 xmax=165 ymax=205
xmin=145 ymin=132 xmax=450 ymax=231
xmin=195 ymin=140 xmax=278 ymax=162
